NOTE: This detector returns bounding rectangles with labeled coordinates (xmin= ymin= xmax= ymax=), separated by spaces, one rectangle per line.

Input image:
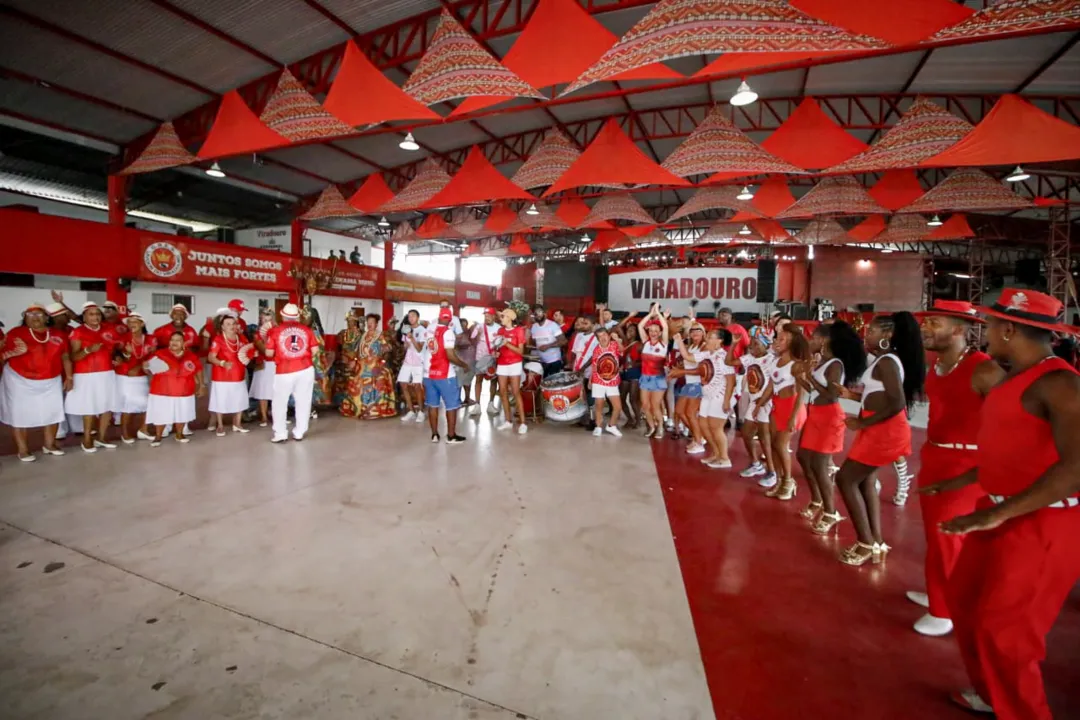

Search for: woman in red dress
xmin=66 ymin=302 xmax=121 ymax=452
xmin=834 ymin=312 xmax=925 ymax=566
xmin=113 ymin=312 xmax=156 ymax=444
xmin=762 ymin=325 xmax=811 ymax=501
xmin=587 ymin=325 xmax=624 ymax=437
xmin=145 ymin=331 xmax=206 ymax=446
xmin=208 ymin=315 xmax=253 ymax=436
xmin=494 ymin=307 xmax=529 ymax=435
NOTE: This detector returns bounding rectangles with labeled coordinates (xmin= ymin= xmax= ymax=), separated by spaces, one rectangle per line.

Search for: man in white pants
xmin=264 ymin=303 xmax=318 ymax=443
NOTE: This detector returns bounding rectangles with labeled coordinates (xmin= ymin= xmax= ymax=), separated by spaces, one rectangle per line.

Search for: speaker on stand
xmin=756 ymin=259 xmax=776 ymax=304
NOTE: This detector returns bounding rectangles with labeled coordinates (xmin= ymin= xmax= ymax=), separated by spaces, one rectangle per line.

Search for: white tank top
xmin=684 ymin=347 xmax=705 ymax=384
xmin=770 ymin=358 xmax=798 ymax=393
xmin=809 ymin=357 xmax=844 ymax=403
xmin=859 ymin=353 xmax=903 ymax=410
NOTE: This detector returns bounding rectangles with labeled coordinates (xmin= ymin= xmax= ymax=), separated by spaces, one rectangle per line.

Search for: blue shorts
xmin=677 ymin=383 xmax=703 ymax=399
xmin=622 ymin=367 xmax=642 ymax=382
xmin=424 ymin=377 xmax=461 ymax=410
xmin=640 ymin=374 xmax=667 ymax=392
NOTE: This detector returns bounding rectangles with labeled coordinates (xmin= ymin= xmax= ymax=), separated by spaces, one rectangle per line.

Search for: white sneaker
xmin=593 ymin=426 xmax=604 ymax=437
xmin=415 ymin=411 xmax=425 ymax=423
xmin=605 ymin=425 xmax=622 ymax=438
xmin=758 ymin=472 xmax=779 ymax=488
xmin=18 ymin=453 xmax=36 ymax=463
xmin=914 ymin=614 xmax=953 ymax=637
xmin=706 ymin=459 xmax=733 ymax=469
xmin=271 ymin=435 xmax=288 ymax=444
xmin=740 ymin=462 xmax=766 ymax=478
xmin=686 ymin=442 xmax=705 ymax=454
xmin=487 ymin=401 xmax=498 ymax=415
xmin=664 ymin=418 xmax=674 ymax=430
xmin=182 ymin=423 xmax=194 ymax=437
xmin=93 ymin=440 xmax=117 ymax=450
xmin=495 ymin=418 xmax=511 ymax=431
xmin=517 ymin=424 xmax=528 ymax=435
xmin=469 ymin=404 xmax=481 ymax=417
xmin=137 ymin=429 xmax=154 ymax=441
xmin=906 ymin=591 xmax=930 ymax=609
xmin=401 ymin=410 xmax=416 ymax=423
xmin=951 ymin=689 xmax=994 ymax=714
xmin=653 ymin=426 xmax=666 ymax=439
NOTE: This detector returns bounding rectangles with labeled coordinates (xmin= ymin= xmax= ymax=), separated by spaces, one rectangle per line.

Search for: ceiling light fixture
xmin=927 ymin=215 xmax=943 ymax=227
xmin=730 ymin=80 xmax=758 ymax=107
xmin=1005 ymin=165 xmax=1029 ymax=182
xmin=399 ymin=132 xmax=420 ymax=151
xmin=377 ymin=216 xmax=390 ymax=227
xmin=738 ymin=224 xmax=751 ymax=235
xmin=736 ymin=185 xmax=754 ymax=201
xmin=525 ymin=202 xmax=539 ymax=216
xmin=205 ymin=162 xmax=226 ymax=178
xmin=881 ymin=248 xmax=895 ymax=254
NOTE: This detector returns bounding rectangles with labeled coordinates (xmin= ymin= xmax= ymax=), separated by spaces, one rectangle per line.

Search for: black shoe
xmin=431 ymin=433 xmax=440 ymax=443
xmin=447 ymin=435 xmax=466 ymax=445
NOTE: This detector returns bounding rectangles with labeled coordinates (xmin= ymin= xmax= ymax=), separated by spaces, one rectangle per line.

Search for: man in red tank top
xmin=923 ymin=289 xmax=1080 ymax=719
xmin=909 ymin=301 xmax=1002 ymax=638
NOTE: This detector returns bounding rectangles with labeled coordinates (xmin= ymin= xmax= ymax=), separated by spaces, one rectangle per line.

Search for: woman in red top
xmin=66 ymin=302 xmax=121 ymax=453
xmin=588 ymin=325 xmax=624 ymax=437
xmin=145 ymin=331 xmax=205 ymax=446
xmin=0 ymin=303 xmax=72 ymax=461
xmin=494 ymin=307 xmax=529 ymax=435
xmin=208 ymin=314 xmax=254 ymax=436
xmin=618 ymin=321 xmax=643 ymax=429
xmin=113 ymin=312 xmax=156 ymax=445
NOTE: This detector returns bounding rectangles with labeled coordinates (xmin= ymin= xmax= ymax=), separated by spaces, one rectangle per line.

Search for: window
xmin=152 ymin=293 xmax=193 ymax=314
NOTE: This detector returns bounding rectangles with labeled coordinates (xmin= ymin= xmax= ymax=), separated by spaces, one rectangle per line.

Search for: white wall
xmin=0 ymin=286 xmax=97 ymax=329
xmin=304 ymin=228 xmax=372 ymax=265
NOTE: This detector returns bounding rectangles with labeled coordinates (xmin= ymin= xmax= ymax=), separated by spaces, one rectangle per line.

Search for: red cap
xmin=439 ymin=307 xmax=454 ymax=321
xmin=228 ymin=299 xmax=247 ymax=314
xmin=978 ymin=288 xmax=1079 ymax=335
xmin=915 ymin=300 xmax=983 ymax=323
xmin=484 ymin=307 xmax=498 ymax=316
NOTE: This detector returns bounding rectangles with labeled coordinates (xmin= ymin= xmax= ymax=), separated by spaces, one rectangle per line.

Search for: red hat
xmin=228 ymin=299 xmax=247 ymax=314
xmin=438 ymin=307 xmax=453 ymax=321
xmin=977 ymin=289 xmax=1079 ymax=335
xmin=915 ymin=300 xmax=984 ymax=323
xmin=484 ymin=307 xmax=498 ymax=316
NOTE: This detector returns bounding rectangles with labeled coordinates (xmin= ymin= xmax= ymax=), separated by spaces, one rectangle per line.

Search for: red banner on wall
xmin=137 ymin=235 xmax=292 ymax=291
xmin=304 ymin=258 xmax=385 ymax=299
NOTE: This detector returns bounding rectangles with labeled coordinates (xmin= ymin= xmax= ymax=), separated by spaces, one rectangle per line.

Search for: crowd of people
xmin=1 ymin=286 xmax=1078 ymax=719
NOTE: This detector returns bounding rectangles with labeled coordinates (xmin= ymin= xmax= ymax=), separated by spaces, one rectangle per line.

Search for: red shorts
xmin=847 ymin=410 xmax=911 ymax=467
xmin=771 ymin=394 xmax=806 ymax=433
xmin=799 ymin=402 xmax=846 ymax=454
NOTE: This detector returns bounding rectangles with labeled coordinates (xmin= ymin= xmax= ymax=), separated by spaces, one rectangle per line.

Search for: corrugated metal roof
xmin=314 ymin=0 xmax=441 ymax=35
xmin=910 ymin=33 xmax=1073 ymax=94
xmin=420 ymin=123 xmax=491 ymax=153
xmin=806 ymin=52 xmax=927 ymax=95
xmin=0 ymin=18 xmax=208 ymax=120
xmin=220 ymin=157 xmax=326 ymax=196
xmin=267 ymin=144 xmax=374 ymax=183
xmin=626 ymin=83 xmax=710 ymax=111
xmin=167 ymin=0 xmax=349 ymax=65
xmin=0 ymin=78 xmax=156 ymax=142
xmin=3 ymin=0 xmax=274 ymax=94
xmin=1021 ymin=37 xmax=1080 ymax=95
xmin=333 ymin=135 xmax=433 ymax=170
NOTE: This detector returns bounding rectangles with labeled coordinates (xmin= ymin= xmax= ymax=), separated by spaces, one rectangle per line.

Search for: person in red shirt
xmin=45 ymin=302 xmax=75 ymax=340
xmin=718 ymin=307 xmax=751 ymax=359
xmin=587 ymin=325 xmax=624 ymax=437
xmin=66 ymin=302 xmax=121 ymax=453
xmin=265 ymin=303 xmax=318 ymax=443
xmin=919 ymin=290 xmax=1080 ymax=718
xmin=208 ymin=314 xmax=254 ymax=436
xmin=113 ymin=312 xmax=156 ymax=445
xmin=152 ymin=304 xmax=199 ymax=437
xmin=145 ymin=331 xmax=205 ymax=446
xmin=422 ymin=307 xmax=468 ymax=444
xmin=0 ymin=303 xmax=72 ymax=461
xmin=102 ymin=301 xmax=129 ymax=339
xmin=494 ymin=307 xmax=529 ymax=435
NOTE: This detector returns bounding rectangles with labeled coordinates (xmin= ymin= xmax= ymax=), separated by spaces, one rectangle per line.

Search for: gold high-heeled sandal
xmin=800 ymin=500 xmax=823 ymax=520
xmin=764 ymin=481 xmax=783 ymax=498
xmin=872 ymin=543 xmax=891 ymax=563
xmin=840 ymin=542 xmax=875 ymax=566
xmin=811 ymin=511 xmax=844 ymax=535
xmin=775 ymin=477 xmax=797 ymax=501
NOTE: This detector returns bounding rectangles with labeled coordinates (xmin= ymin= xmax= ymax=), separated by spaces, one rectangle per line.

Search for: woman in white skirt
xmin=208 ymin=314 xmax=254 ymax=436
xmin=0 ymin=303 xmax=72 ymax=461
xmin=249 ymin=307 xmax=276 ymax=427
xmin=145 ymin=331 xmax=205 ymax=446
xmin=113 ymin=312 xmax=155 ymax=444
xmin=66 ymin=302 xmax=121 ymax=453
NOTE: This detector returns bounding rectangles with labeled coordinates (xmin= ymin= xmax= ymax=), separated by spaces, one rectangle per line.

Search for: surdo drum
xmin=540 ymin=371 xmax=587 ymax=423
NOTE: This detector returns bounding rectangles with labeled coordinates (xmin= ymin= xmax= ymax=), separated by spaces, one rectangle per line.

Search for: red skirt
xmin=799 ymin=402 xmax=846 ymax=454
xmin=847 ymin=410 xmax=911 ymax=467
xmin=771 ymin=394 xmax=806 ymax=432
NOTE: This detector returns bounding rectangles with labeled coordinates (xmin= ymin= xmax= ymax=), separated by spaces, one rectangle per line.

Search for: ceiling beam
xmin=1014 ymin=30 xmax=1080 ymax=93
xmin=0 ymin=68 xmax=160 ymax=125
xmin=144 ymin=0 xmax=281 ymax=68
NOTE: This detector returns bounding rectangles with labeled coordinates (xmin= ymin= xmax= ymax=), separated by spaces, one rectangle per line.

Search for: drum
xmin=540 ymin=371 xmax=587 ymax=423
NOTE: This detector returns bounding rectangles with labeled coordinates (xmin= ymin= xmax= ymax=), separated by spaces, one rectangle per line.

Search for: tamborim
xmin=540 ymin=371 xmax=587 ymax=423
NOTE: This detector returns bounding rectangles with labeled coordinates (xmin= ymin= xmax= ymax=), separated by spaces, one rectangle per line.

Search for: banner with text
xmin=607 ymin=267 xmax=768 ymax=315
xmin=137 ymin=236 xmax=291 ymax=292
xmin=305 ymin=257 xmax=384 ymax=299
xmin=234 ymin=225 xmax=290 ymax=254
xmin=386 ymin=270 xmax=456 ymax=304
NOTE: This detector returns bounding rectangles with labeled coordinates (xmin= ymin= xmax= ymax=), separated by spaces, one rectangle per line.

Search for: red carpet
xmin=651 ymin=428 xmax=1080 ymax=720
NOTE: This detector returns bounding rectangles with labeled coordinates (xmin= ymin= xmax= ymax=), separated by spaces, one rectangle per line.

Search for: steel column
xmin=1046 ymin=205 xmax=1073 ymax=317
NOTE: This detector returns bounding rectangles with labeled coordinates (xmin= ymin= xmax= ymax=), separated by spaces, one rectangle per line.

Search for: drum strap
xmin=574 ymin=336 xmax=597 ymax=372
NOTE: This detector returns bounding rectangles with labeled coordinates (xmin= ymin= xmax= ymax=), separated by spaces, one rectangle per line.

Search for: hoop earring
xmin=1004 ymin=334 xmax=1011 ymax=343
xmin=878 ymin=338 xmax=890 ymax=351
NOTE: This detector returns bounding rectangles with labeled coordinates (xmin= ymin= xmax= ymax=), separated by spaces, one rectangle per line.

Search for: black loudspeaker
xmin=756 ymin=259 xmax=776 ymax=303
xmin=593 ymin=265 xmax=609 ymax=304
xmin=1015 ymin=258 xmax=1042 ymax=286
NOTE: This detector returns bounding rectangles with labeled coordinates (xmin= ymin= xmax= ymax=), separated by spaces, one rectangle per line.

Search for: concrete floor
xmin=0 ymin=413 xmax=713 ymax=720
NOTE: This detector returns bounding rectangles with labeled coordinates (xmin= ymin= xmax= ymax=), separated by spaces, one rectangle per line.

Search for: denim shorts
xmin=640 ymin=374 xmax=667 ymax=392
xmin=677 ymin=383 xmax=703 ymax=399
xmin=621 ymin=367 xmax=641 ymax=382
xmin=424 ymin=377 xmax=461 ymax=410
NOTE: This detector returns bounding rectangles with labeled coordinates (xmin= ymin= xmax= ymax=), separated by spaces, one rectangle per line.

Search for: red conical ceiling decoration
xmin=452 ymin=0 xmax=680 ymax=116
xmin=119 ymin=122 xmax=196 ymax=175
xmin=543 ymin=119 xmax=691 ymax=196
xmin=391 ymin=222 xmax=420 ymax=245
xmin=795 ymin=218 xmax=851 ymax=245
xmin=424 ymin=146 xmax=535 ymax=209
xmin=512 ymin=129 xmax=581 ymax=190
xmin=580 ymin=193 xmax=657 ymax=226
xmin=921 ymin=94 xmax=1080 ymax=167
xmin=622 ymin=224 xmax=660 ymax=238
xmin=416 ymin=213 xmax=462 ymax=240
xmin=901 ymin=168 xmax=1034 ymax=213
xmin=927 ymin=214 xmax=975 ymax=241
xmin=848 ymin=215 xmax=887 ymax=242
xmin=586 ymin=229 xmax=626 ymax=254
xmin=404 ymin=10 xmax=543 ymax=107
xmin=748 ymin=175 xmax=797 ymax=217
xmin=869 ymin=169 xmax=926 ymax=211
xmin=508 ymin=234 xmax=534 ymax=256
xmin=260 ymin=68 xmax=352 ymax=142
xmin=555 ymin=196 xmax=613 ymax=229
xmin=379 ymin=159 xmax=452 ymax=213
xmin=301 ymin=185 xmax=358 ymax=220
xmin=449 ymin=208 xmax=488 ymax=238
xmin=750 ymin=219 xmax=791 ymax=243
xmin=662 ymin=105 xmax=806 ymax=178
xmin=323 ymin=42 xmax=440 ymax=126
xmin=761 ymin=98 xmax=868 ymax=170
xmin=520 ymin=202 xmax=569 ymax=230
xmin=197 ymin=91 xmax=290 ymax=159
xmin=562 ymin=0 xmax=884 ymax=96
xmin=790 ymin=0 xmax=975 ymax=45
xmin=669 ymin=186 xmax=750 ymax=221
xmin=929 ymin=0 xmax=1080 ymax=43
xmin=697 ymin=223 xmax=762 ymax=245
xmin=777 ymin=176 xmax=886 ymax=218
xmin=877 ymin=214 xmax=930 ymax=244
xmin=348 ymin=174 xmax=396 ymax=214
xmin=483 ymin=201 xmax=531 ymax=234
xmin=825 ymin=97 xmax=973 ymax=174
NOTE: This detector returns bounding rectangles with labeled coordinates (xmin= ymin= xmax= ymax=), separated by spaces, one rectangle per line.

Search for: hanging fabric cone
xmin=348 ymin=174 xmax=396 ymax=214
xmin=512 ymin=129 xmax=581 ymax=190
xmin=927 ymin=214 xmax=976 ymax=241
xmin=776 ymin=176 xmax=887 ymax=219
xmin=323 ymin=41 xmax=440 ymax=127
xmin=391 ymin=222 xmax=420 ymax=245
xmin=580 ymin=194 xmax=657 ymax=226
xmin=379 ymin=159 xmax=452 ymax=213
xmin=761 ymin=98 xmax=868 ymax=170
xmin=119 ymin=122 xmax=197 ymax=175
xmin=848 ymin=215 xmax=888 ymax=242
xmin=662 ymin=106 xmax=806 ymax=178
xmin=260 ymin=68 xmax=353 ymax=142
xmin=900 ymin=168 xmax=1034 ymax=213
xmin=795 ymin=218 xmax=851 ymax=245
xmin=929 ymin=0 xmax=1080 ymax=43
xmin=877 ymin=214 xmax=931 ymax=245
xmin=668 ymin=186 xmax=750 ymax=221
xmin=301 ymin=186 xmax=359 ymax=220
xmin=790 ymin=0 xmax=975 ymax=45
xmin=423 ymin=146 xmax=535 ymax=208
xmin=870 ymin=170 xmax=926 ymax=211
xmin=197 ymin=91 xmax=290 ymax=159
xmin=482 ymin=201 xmax=531 ymax=234
xmin=507 ymin=234 xmax=534 ymax=256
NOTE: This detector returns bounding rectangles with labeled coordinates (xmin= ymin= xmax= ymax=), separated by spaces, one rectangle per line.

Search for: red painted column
xmin=106 ymin=175 xmax=129 ymax=308
xmin=382 ymin=240 xmax=394 ymax=327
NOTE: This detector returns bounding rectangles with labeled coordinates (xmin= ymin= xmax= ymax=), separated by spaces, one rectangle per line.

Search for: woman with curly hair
xmin=834 ymin=312 xmax=926 ymax=566
xmin=795 ymin=321 xmax=866 ymax=534
xmin=340 ymin=313 xmax=397 ymax=420
xmin=762 ymin=325 xmax=812 ymax=501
